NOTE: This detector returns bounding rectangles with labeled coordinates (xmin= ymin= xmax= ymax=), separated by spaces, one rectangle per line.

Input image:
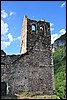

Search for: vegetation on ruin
xmin=53 ymin=45 xmax=66 ymax=99
xmin=1 ymin=91 xmax=60 ymax=99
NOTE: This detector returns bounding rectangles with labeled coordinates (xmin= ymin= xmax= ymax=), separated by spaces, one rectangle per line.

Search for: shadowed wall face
xmin=1 ymin=82 xmax=7 ymax=96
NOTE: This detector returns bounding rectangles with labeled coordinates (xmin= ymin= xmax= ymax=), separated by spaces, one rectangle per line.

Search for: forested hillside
xmin=53 ymin=45 xmax=66 ymax=99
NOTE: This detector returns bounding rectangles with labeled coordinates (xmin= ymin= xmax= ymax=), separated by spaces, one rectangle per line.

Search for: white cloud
xmin=13 ymin=36 xmax=20 ymax=41
xmin=51 ymin=28 xmax=66 ymax=44
xmin=51 ymin=28 xmax=54 ymax=31
xmin=1 ymin=41 xmax=11 ymax=49
xmin=1 ymin=33 xmax=13 ymax=49
xmin=51 ymin=33 xmax=58 ymax=44
xmin=1 ymin=35 xmax=8 ymax=41
xmin=1 ymin=20 xmax=13 ymax=49
xmin=50 ymin=22 xmax=54 ymax=32
xmin=59 ymin=29 xmax=66 ymax=36
xmin=1 ymin=10 xmax=8 ymax=18
xmin=7 ymin=33 xmax=13 ymax=42
xmin=60 ymin=2 xmax=66 ymax=8
xmin=50 ymin=23 xmax=54 ymax=27
xmin=10 ymin=12 xmax=15 ymax=16
xmin=1 ymin=10 xmax=17 ymax=50
xmin=1 ymin=20 xmax=9 ymax=35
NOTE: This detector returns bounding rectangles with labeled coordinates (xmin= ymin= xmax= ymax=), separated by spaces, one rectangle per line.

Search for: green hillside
xmin=53 ymin=45 xmax=66 ymax=99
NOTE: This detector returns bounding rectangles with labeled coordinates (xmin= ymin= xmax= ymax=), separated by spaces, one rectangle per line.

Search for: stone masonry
xmin=1 ymin=16 xmax=55 ymax=95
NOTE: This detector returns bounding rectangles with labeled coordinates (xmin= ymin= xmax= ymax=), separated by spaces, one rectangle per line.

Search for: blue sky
xmin=1 ymin=1 xmax=66 ymax=55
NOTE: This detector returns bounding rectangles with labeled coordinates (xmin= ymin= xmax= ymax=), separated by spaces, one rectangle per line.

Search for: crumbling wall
xmin=1 ymin=55 xmax=20 ymax=94
xmin=1 ymin=16 xmax=54 ymax=95
xmin=13 ymin=51 xmax=54 ymax=94
xmin=1 ymin=50 xmax=54 ymax=94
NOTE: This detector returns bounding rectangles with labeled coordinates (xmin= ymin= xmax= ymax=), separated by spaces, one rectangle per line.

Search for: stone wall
xmin=1 ymin=50 xmax=54 ymax=94
xmin=1 ymin=16 xmax=55 ymax=95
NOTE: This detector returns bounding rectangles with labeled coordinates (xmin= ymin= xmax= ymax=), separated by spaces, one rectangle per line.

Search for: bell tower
xmin=20 ymin=16 xmax=51 ymax=54
xmin=20 ymin=16 xmax=54 ymax=93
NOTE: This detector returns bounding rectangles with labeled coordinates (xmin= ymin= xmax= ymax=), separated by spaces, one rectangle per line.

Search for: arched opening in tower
xmin=32 ymin=24 xmax=36 ymax=31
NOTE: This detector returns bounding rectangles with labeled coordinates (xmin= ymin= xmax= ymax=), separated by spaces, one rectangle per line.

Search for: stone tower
xmin=20 ymin=16 xmax=55 ymax=94
xmin=20 ymin=16 xmax=51 ymax=54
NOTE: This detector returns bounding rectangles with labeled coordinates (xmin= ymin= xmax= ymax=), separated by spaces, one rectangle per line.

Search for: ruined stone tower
xmin=1 ymin=16 xmax=54 ymax=95
xmin=20 ymin=16 xmax=55 ymax=94
xmin=20 ymin=16 xmax=51 ymax=54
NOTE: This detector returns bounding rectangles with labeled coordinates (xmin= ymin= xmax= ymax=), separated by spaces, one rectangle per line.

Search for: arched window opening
xmin=32 ymin=24 xmax=36 ymax=31
xmin=40 ymin=26 xmax=44 ymax=35
xmin=40 ymin=26 xmax=43 ymax=30
xmin=40 ymin=26 xmax=44 ymax=31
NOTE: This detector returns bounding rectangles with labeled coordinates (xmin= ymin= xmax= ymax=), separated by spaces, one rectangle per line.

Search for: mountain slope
xmin=53 ymin=33 xmax=66 ymax=48
xmin=53 ymin=45 xmax=66 ymax=99
xmin=55 ymin=33 xmax=66 ymax=42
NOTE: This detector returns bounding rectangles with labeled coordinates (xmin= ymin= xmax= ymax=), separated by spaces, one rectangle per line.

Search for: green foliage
xmin=53 ymin=45 xmax=66 ymax=99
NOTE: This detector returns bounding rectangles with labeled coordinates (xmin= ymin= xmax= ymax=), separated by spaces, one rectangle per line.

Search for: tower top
xmin=41 ymin=18 xmax=45 ymax=21
xmin=24 ymin=15 xmax=27 ymax=18
xmin=20 ymin=16 xmax=50 ymax=54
